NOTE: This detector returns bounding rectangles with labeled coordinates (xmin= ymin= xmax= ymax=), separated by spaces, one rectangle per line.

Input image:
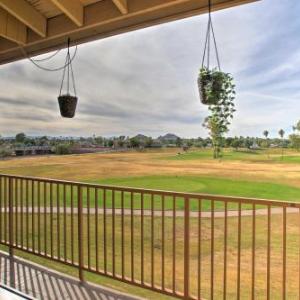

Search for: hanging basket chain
xmin=67 ymin=40 xmax=70 ymax=94
xmin=18 ymin=43 xmax=78 ymax=72
xmin=59 ymin=52 xmax=69 ymax=96
xmin=201 ymin=0 xmax=221 ymax=71
xmin=70 ymin=56 xmax=77 ymax=96
xmin=59 ymin=38 xmax=77 ymax=96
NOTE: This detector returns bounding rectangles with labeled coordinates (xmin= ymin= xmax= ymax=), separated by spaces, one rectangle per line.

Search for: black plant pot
xmin=58 ymin=95 xmax=78 ymax=118
xmin=198 ymin=76 xmax=221 ymax=105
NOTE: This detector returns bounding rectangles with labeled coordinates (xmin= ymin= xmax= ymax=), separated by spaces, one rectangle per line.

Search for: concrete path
xmin=3 ymin=206 xmax=299 ymax=218
xmin=0 ymin=251 xmax=143 ymax=300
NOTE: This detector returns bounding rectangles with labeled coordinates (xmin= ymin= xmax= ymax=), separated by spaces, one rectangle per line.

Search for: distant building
xmin=151 ymin=139 xmax=163 ymax=148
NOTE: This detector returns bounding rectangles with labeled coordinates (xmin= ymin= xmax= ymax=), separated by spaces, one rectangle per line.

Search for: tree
xmin=107 ymin=139 xmax=114 ymax=147
xmin=95 ymin=136 xmax=104 ymax=146
xmin=263 ymin=130 xmax=269 ymax=147
xmin=231 ymin=137 xmax=241 ymax=151
xmin=129 ymin=137 xmax=140 ymax=148
xmin=117 ymin=139 xmax=125 ymax=148
xmin=176 ymin=138 xmax=183 ymax=147
xmin=145 ymin=137 xmax=153 ymax=148
xmin=37 ymin=136 xmax=49 ymax=146
xmin=203 ymin=116 xmax=223 ymax=159
xmin=278 ymin=129 xmax=285 ymax=139
xmin=0 ymin=148 xmax=12 ymax=159
xmin=278 ymin=129 xmax=285 ymax=160
xmin=263 ymin=130 xmax=269 ymax=139
xmin=295 ymin=121 xmax=300 ymax=132
xmin=55 ymin=144 xmax=71 ymax=155
xmin=203 ymin=73 xmax=236 ymax=159
xmin=290 ymin=134 xmax=300 ymax=151
xmin=290 ymin=121 xmax=300 ymax=151
xmin=15 ymin=132 xmax=26 ymax=143
xmin=244 ymin=137 xmax=253 ymax=150
xmin=225 ymin=137 xmax=234 ymax=148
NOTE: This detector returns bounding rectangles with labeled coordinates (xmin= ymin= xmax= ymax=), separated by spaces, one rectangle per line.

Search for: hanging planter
xmin=198 ymin=67 xmax=231 ymax=105
xmin=197 ymin=0 xmax=235 ymax=106
xmin=58 ymin=38 xmax=78 ymax=118
xmin=58 ymin=94 xmax=78 ymax=118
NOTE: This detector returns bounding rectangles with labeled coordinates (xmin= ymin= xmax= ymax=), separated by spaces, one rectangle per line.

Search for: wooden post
xmin=184 ymin=196 xmax=190 ymax=299
xmin=78 ymin=185 xmax=84 ymax=282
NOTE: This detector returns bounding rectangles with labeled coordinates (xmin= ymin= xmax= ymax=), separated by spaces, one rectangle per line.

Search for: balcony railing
xmin=0 ymin=174 xmax=299 ymax=299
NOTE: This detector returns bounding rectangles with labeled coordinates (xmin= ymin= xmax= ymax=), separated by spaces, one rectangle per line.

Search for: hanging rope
xmin=29 ymin=49 xmax=61 ymax=62
xmin=201 ymin=0 xmax=221 ymax=71
xmin=18 ymin=42 xmax=78 ymax=72
xmin=59 ymin=38 xmax=77 ymax=96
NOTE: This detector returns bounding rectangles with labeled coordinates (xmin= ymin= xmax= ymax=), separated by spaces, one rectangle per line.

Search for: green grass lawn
xmin=164 ymin=148 xmax=300 ymax=163
xmin=1 ymin=149 xmax=300 ymax=299
xmin=99 ymin=175 xmax=300 ymax=203
xmin=5 ymin=175 xmax=300 ymax=212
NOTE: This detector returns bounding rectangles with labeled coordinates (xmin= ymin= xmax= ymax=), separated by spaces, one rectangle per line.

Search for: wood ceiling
xmin=0 ymin=0 xmax=258 ymax=65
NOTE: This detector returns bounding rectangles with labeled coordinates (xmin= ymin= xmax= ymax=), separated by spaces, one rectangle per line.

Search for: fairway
xmin=1 ymin=148 xmax=300 ymax=201
xmin=0 ymin=148 xmax=300 ymax=299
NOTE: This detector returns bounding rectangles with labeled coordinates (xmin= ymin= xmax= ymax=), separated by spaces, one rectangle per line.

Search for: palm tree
xmin=278 ymin=129 xmax=285 ymax=160
xmin=263 ymin=130 xmax=269 ymax=158
xmin=263 ymin=130 xmax=269 ymax=139
xmin=263 ymin=130 xmax=269 ymax=146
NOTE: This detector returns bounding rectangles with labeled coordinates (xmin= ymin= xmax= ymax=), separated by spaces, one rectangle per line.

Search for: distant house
xmin=158 ymin=133 xmax=180 ymax=144
xmin=151 ymin=139 xmax=163 ymax=148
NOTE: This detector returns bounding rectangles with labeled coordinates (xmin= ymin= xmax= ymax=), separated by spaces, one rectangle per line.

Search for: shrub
xmin=55 ymin=144 xmax=71 ymax=155
xmin=0 ymin=148 xmax=12 ymax=158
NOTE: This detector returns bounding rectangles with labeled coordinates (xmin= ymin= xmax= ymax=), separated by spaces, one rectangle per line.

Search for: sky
xmin=1 ymin=0 xmax=300 ymax=138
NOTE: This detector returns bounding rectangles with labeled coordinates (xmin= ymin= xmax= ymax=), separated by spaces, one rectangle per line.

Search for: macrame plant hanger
xmin=19 ymin=37 xmax=78 ymax=118
xmin=201 ymin=0 xmax=221 ymax=72
xmin=58 ymin=38 xmax=78 ymax=118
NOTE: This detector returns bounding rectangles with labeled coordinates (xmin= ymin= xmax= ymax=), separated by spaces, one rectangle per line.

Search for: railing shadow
xmin=0 ymin=251 xmax=139 ymax=300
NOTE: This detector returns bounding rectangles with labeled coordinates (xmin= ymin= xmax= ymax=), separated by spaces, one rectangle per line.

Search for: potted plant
xmin=198 ymin=67 xmax=231 ymax=105
xmin=58 ymin=38 xmax=78 ymax=118
xmin=58 ymin=94 xmax=78 ymax=118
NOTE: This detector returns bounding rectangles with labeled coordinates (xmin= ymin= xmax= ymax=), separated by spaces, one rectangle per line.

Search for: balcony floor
xmin=0 ymin=250 xmax=142 ymax=300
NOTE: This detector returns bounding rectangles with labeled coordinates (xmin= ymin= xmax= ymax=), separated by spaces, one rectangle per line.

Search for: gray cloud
xmin=0 ymin=0 xmax=299 ymax=137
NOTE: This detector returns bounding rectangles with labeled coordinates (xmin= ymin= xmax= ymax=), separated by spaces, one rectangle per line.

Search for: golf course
xmin=0 ymin=148 xmax=299 ymax=299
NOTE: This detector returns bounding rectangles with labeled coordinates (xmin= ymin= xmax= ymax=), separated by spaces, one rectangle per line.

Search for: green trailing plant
xmin=198 ymin=67 xmax=235 ymax=105
xmin=197 ymin=0 xmax=236 ymax=158
xmin=202 ymin=71 xmax=236 ymax=159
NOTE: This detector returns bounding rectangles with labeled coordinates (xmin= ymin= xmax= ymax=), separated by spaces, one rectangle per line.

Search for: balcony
xmin=0 ymin=173 xmax=298 ymax=299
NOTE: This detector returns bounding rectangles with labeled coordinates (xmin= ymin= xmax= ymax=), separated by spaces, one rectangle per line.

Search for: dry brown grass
xmin=1 ymin=149 xmax=300 ymax=299
xmin=4 ymin=211 xmax=299 ymax=299
xmin=1 ymin=149 xmax=300 ymax=188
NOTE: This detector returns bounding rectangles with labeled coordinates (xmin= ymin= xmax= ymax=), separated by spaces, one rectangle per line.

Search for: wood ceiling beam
xmin=112 ymin=0 xmax=128 ymax=14
xmin=0 ymin=0 xmax=46 ymax=37
xmin=49 ymin=0 xmax=84 ymax=27
xmin=0 ymin=7 xmax=26 ymax=45
xmin=0 ymin=0 xmax=259 ymax=65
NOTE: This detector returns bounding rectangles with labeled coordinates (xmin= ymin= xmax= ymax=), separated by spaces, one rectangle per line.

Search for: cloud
xmin=0 ymin=0 xmax=299 ymax=138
